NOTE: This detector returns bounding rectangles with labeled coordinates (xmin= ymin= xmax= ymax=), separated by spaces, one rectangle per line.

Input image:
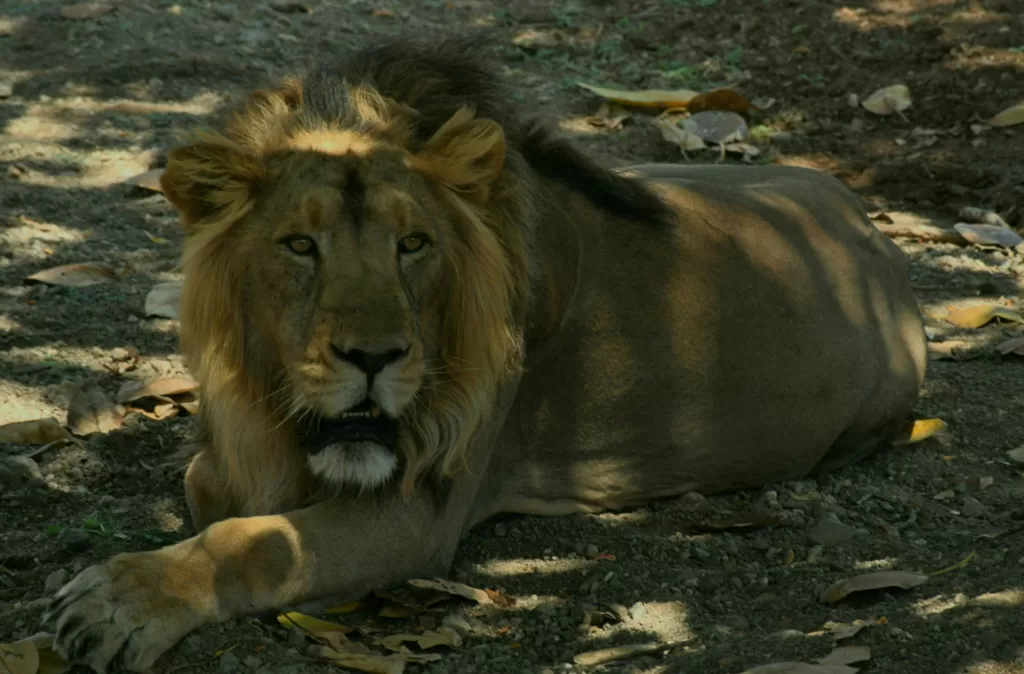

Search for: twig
xmin=23 ymin=438 xmax=73 ymax=459
xmin=875 ymin=222 xmax=968 ymax=245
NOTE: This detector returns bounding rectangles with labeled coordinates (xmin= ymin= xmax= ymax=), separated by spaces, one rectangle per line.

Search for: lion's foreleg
xmin=44 ymin=494 xmax=459 ymax=673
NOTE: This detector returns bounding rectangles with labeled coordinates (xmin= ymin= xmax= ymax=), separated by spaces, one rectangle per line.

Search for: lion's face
xmin=163 ymin=104 xmax=522 ymax=495
xmin=240 ymin=149 xmax=468 ymax=486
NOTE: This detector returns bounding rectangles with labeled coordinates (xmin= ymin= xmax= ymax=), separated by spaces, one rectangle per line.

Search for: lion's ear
xmin=159 ymin=139 xmax=261 ymax=232
xmin=411 ymin=108 xmax=505 ymax=200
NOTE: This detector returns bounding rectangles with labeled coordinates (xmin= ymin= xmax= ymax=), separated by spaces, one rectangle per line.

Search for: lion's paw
xmin=42 ymin=555 xmax=203 ymax=673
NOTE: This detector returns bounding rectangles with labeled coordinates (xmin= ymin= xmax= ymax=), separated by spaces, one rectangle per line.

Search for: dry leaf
xmin=740 ymin=664 xmax=857 ymax=674
xmin=0 ymin=418 xmax=73 ymax=445
xmin=377 ymin=628 xmax=461 ymax=652
xmin=573 ymin=640 xmax=689 ymax=667
xmin=585 ymin=102 xmax=631 ymax=130
xmin=861 ymin=84 xmax=912 ymax=116
xmin=277 ymin=611 xmax=352 ymax=635
xmin=406 ymin=578 xmax=492 ymax=604
xmin=652 ymin=117 xmax=706 ymax=153
xmin=825 ymin=620 xmax=869 ymax=641
xmin=325 ymin=601 xmax=365 ymax=614
xmin=989 ymin=101 xmax=1024 ymax=127
xmin=819 ymin=570 xmax=928 ymax=603
xmin=116 ymin=376 xmax=198 ymax=404
xmin=313 ymin=650 xmax=440 ymax=674
xmin=124 ymin=169 xmax=164 ymax=192
xmin=0 ymin=639 xmax=40 ymax=674
xmin=681 ymin=111 xmax=748 ymax=144
xmin=61 ymin=3 xmax=114 ymax=20
xmin=377 ymin=604 xmax=421 ymax=619
xmin=929 ymin=550 xmax=975 ymax=576
xmin=576 ymin=82 xmax=699 ymax=109
xmin=945 ymin=305 xmax=1024 ymax=329
xmin=689 ymin=511 xmax=780 ymax=533
xmin=67 ymin=382 xmax=126 ymax=436
xmin=144 ymin=281 xmax=182 ymax=319
xmin=1006 ymin=446 xmax=1024 ymax=464
xmin=892 ymin=418 xmax=948 ymax=447
xmin=371 ymin=8 xmax=396 ymax=17
xmin=145 ymin=231 xmax=171 ymax=245
xmin=484 ymin=588 xmax=515 ymax=607
xmin=686 ymin=88 xmax=752 ymax=114
xmin=815 ymin=645 xmax=871 ymax=666
xmin=958 ymin=206 xmax=1010 ymax=228
xmin=953 ymin=223 xmax=1022 ymax=248
xmin=997 ymin=336 xmax=1024 ymax=357
xmin=24 ymin=262 xmax=117 ymax=287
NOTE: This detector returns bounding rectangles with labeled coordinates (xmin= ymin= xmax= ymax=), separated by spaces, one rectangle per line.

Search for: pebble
xmin=218 ymin=651 xmax=240 ymax=673
xmin=44 ymin=569 xmax=67 ymax=592
xmin=961 ymin=496 xmax=986 ymax=518
xmin=680 ymin=491 xmax=706 ymax=506
xmin=58 ymin=528 xmax=92 ymax=554
xmin=808 ymin=512 xmax=863 ymax=546
xmin=242 ymin=655 xmax=262 ymax=670
xmin=585 ymin=544 xmax=599 ymax=557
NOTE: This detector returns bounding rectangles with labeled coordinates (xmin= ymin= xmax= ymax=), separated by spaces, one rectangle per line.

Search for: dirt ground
xmin=2 ymin=1 xmax=1024 ymax=673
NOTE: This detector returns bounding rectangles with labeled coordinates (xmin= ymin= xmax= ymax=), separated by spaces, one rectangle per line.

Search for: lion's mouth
xmin=296 ymin=399 xmax=399 ymax=453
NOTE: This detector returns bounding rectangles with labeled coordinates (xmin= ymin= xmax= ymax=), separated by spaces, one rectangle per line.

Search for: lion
xmin=44 ymin=37 xmax=926 ymax=673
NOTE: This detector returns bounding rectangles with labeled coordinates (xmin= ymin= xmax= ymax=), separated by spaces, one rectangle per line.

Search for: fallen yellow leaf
xmin=945 ymin=304 xmax=1024 ymax=329
xmin=576 ymin=82 xmax=699 ymax=109
xmin=0 ymin=639 xmax=39 ymax=674
xmin=277 ymin=611 xmax=352 ymax=637
xmin=989 ymin=100 xmax=1024 ymax=127
xmin=907 ymin=418 xmax=948 ymax=444
xmin=325 ymin=601 xmax=364 ymax=614
xmin=820 ymin=570 xmax=928 ymax=603
xmin=685 ymin=88 xmax=752 ymax=114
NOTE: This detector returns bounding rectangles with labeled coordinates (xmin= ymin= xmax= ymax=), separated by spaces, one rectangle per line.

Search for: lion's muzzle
xmin=296 ymin=399 xmax=399 ymax=454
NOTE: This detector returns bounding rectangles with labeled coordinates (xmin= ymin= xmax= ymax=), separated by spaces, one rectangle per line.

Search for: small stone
xmin=808 ymin=512 xmax=863 ymax=546
xmin=961 ymin=497 xmax=986 ymax=518
xmin=681 ymin=491 xmax=706 ymax=505
xmin=806 ymin=545 xmax=823 ymax=564
xmin=218 ymin=651 xmax=240 ymax=673
xmin=585 ymin=544 xmax=599 ymax=557
xmin=44 ymin=569 xmax=68 ymax=592
xmin=242 ymin=655 xmax=262 ymax=670
xmin=58 ymin=528 xmax=92 ymax=554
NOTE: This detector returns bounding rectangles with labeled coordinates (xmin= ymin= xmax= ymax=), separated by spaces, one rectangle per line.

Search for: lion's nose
xmin=331 ymin=345 xmax=409 ymax=377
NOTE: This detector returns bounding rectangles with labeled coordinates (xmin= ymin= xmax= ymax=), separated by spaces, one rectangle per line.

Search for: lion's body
xmin=473 ymin=163 xmax=924 ymax=525
xmin=46 ymin=39 xmax=926 ymax=673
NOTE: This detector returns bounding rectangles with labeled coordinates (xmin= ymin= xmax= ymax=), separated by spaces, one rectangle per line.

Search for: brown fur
xmin=44 ymin=39 xmax=926 ymax=674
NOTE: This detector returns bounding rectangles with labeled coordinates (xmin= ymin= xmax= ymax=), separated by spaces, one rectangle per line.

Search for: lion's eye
xmin=397 ymin=234 xmax=429 ymax=255
xmin=283 ymin=235 xmax=317 ymax=256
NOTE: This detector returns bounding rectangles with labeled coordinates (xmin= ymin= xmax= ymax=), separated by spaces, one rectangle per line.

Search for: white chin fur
xmin=307 ymin=442 xmax=398 ymax=489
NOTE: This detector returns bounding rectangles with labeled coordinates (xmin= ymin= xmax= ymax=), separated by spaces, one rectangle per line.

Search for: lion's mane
xmin=161 ymin=38 xmax=671 ymax=515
